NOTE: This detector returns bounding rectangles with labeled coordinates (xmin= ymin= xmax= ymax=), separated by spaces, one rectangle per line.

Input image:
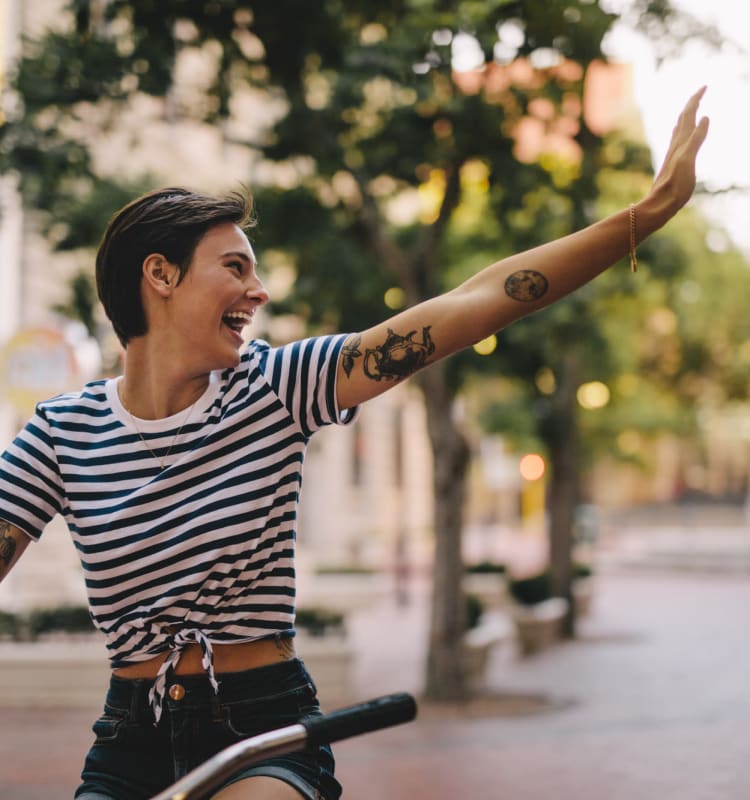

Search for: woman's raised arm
xmin=337 ymin=87 xmax=709 ymax=411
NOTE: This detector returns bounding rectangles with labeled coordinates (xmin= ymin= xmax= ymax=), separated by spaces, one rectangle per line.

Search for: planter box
xmin=511 ymin=597 xmax=569 ymax=656
xmin=462 ymin=615 xmax=513 ymax=690
xmin=463 ymin=574 xmax=508 ymax=610
xmin=298 ymin=572 xmax=391 ymax=613
xmin=0 ymin=638 xmax=109 ymax=708
xmin=294 ymin=631 xmax=355 ymax=710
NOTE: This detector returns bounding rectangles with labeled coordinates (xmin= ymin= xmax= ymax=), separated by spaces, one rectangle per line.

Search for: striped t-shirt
xmin=0 ymin=334 xmax=355 ymax=673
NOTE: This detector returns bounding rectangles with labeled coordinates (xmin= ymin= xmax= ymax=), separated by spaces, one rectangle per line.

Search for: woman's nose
xmin=245 ymin=277 xmax=270 ymax=307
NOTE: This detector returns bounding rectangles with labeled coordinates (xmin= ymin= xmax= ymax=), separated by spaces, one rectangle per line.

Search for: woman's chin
xmin=216 ymin=349 xmax=241 ymax=370
xmin=196 ymin=343 xmax=241 ymax=373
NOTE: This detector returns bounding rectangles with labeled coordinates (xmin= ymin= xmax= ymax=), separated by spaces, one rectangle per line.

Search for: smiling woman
xmin=128 ymin=220 xmax=270 ymax=390
xmin=96 ymin=189 xmax=257 ymax=346
xmin=1 ymin=186 xmax=351 ymax=800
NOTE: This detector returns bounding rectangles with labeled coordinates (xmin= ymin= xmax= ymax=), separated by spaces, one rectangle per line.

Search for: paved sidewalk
xmin=2 ymin=566 xmax=749 ymax=799
xmin=339 ymin=567 xmax=750 ymax=799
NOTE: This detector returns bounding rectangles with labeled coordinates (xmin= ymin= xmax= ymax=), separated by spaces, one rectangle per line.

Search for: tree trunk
xmin=418 ymin=363 xmax=471 ymax=700
xmin=546 ymin=352 xmax=580 ymax=638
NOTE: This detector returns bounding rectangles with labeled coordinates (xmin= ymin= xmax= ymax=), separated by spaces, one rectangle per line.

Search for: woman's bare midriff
xmin=113 ymin=636 xmax=296 ymax=679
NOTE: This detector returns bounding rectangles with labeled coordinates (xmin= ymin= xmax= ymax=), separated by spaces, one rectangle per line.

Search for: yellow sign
xmin=0 ymin=328 xmax=79 ymax=417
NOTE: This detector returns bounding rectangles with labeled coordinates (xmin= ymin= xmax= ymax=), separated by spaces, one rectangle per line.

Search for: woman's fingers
xmin=651 ymin=87 xmax=709 ymax=207
xmin=686 ymin=115 xmax=710 ymax=157
xmin=677 ymin=86 xmax=706 ymax=133
xmin=667 ymin=86 xmax=707 ymax=157
xmin=684 ymin=85 xmax=707 ymax=120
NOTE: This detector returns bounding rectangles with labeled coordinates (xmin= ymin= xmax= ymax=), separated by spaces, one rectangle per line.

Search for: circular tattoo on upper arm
xmin=504 ymin=270 xmax=549 ymax=302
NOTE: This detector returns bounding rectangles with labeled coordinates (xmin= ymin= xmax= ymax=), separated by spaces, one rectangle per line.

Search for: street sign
xmin=0 ymin=327 xmax=78 ymax=417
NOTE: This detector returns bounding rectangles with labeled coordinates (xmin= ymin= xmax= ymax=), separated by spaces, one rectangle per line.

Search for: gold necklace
xmin=124 ymin=398 xmax=198 ymax=470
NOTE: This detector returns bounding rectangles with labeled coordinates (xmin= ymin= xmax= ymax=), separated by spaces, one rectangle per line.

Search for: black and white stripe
xmin=0 ymin=335 xmax=355 ymax=668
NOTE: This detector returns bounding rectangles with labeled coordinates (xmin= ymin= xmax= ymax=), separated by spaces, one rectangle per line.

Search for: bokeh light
xmin=577 ymin=381 xmax=610 ymax=410
xmin=519 ymin=453 xmax=546 ymax=481
xmin=384 ymin=287 xmax=406 ymax=310
xmin=472 ymin=334 xmax=497 ymax=356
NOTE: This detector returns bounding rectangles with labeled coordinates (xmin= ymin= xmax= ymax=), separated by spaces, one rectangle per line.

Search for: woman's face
xmin=168 ymin=222 xmax=269 ymax=371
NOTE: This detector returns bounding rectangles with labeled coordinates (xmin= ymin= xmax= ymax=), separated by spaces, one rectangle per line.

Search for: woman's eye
xmin=226 ymin=261 xmax=243 ymax=273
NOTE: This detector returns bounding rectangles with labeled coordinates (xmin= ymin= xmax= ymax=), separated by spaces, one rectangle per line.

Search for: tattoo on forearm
xmin=505 ymin=270 xmax=549 ymax=302
xmin=0 ymin=523 xmax=17 ymax=568
xmin=342 ymin=334 xmax=363 ymax=378
xmin=363 ymin=326 xmax=435 ymax=382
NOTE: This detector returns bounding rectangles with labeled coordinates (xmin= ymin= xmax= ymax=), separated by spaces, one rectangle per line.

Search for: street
xmin=338 ymin=569 xmax=750 ymax=799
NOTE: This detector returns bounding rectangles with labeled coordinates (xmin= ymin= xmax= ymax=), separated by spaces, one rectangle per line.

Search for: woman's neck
xmin=119 ymin=340 xmax=210 ymax=420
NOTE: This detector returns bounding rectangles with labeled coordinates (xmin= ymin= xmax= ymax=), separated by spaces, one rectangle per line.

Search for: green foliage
xmin=314 ymin=564 xmax=376 ymax=575
xmin=15 ymin=31 xmax=131 ymax=107
xmin=294 ymin=606 xmax=346 ymax=637
xmin=0 ymin=605 xmax=96 ymax=640
xmin=28 ymin=605 xmax=96 ymax=638
xmin=0 ymin=610 xmax=21 ymax=639
xmin=508 ymin=571 xmax=553 ymax=606
xmin=465 ymin=592 xmax=484 ymax=629
xmin=573 ymin=562 xmax=593 ymax=579
xmin=0 ymin=605 xmax=95 ymax=640
xmin=464 ymin=560 xmax=507 ymax=575
xmin=254 ymin=185 xmax=393 ymax=333
xmin=53 ymin=270 xmax=98 ymax=336
xmin=49 ymin=177 xmax=151 ymax=252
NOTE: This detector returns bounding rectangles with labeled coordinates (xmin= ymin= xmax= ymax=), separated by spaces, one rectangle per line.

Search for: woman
xmin=0 ymin=88 xmax=708 ymax=799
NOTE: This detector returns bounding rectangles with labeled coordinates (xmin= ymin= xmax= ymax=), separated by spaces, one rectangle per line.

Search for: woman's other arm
xmin=0 ymin=520 xmax=31 ymax=583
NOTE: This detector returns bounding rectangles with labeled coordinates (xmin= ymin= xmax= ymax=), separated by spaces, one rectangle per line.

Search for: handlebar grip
xmin=302 ymin=692 xmax=417 ymax=746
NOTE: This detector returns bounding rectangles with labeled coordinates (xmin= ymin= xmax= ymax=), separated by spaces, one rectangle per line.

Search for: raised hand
xmin=650 ymin=86 xmax=710 ymax=214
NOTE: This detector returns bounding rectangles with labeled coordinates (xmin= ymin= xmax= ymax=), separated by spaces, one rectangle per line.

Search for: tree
xmin=1 ymin=0 xmax=732 ymax=699
xmin=478 ymin=144 xmax=750 ymax=604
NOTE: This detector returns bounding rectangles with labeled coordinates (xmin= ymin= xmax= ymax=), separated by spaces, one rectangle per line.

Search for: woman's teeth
xmin=223 ymin=311 xmax=252 ymax=331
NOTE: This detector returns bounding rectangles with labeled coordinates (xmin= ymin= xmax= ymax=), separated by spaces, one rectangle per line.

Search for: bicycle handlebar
xmin=150 ymin=692 xmax=417 ymax=800
xmin=302 ymin=692 xmax=417 ymax=746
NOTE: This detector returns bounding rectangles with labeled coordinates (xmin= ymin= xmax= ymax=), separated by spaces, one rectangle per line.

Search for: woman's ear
xmin=143 ymin=254 xmax=177 ymax=297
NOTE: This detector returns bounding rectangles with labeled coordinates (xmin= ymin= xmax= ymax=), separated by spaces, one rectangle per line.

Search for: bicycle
xmin=149 ymin=692 xmax=417 ymax=800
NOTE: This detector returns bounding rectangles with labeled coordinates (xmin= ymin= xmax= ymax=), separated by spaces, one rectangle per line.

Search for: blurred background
xmin=0 ymin=1 xmax=749 ymax=798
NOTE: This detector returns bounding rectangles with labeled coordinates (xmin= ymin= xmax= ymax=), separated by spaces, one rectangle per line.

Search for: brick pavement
xmin=2 ymin=568 xmax=749 ymax=799
xmin=336 ymin=569 xmax=750 ymax=799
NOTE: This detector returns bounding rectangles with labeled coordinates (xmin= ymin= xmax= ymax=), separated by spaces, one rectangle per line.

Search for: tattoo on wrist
xmin=0 ymin=524 xmax=17 ymax=567
xmin=342 ymin=335 xmax=363 ymax=378
xmin=504 ymin=270 xmax=549 ymax=302
xmin=363 ymin=326 xmax=435 ymax=382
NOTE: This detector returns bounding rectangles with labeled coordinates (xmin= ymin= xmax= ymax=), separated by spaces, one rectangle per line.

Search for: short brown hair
xmin=95 ymin=187 xmax=254 ymax=346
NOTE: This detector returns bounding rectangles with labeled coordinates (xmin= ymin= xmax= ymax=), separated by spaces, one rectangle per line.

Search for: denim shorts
xmin=75 ymin=658 xmax=342 ymax=800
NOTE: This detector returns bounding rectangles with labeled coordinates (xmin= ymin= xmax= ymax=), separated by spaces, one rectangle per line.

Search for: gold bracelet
xmin=629 ymin=203 xmax=637 ymax=273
